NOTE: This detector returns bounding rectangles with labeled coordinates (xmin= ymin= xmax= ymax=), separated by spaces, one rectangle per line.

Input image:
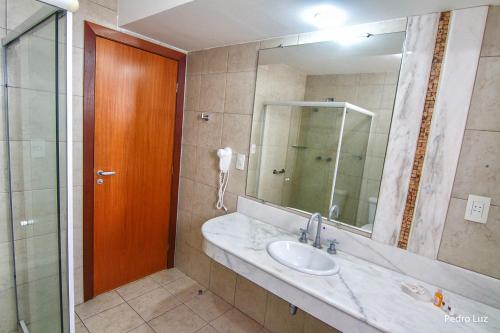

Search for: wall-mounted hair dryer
xmin=216 ymin=147 xmax=232 ymax=212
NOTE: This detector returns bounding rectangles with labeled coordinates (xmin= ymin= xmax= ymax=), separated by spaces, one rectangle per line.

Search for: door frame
xmin=82 ymin=21 xmax=186 ymax=301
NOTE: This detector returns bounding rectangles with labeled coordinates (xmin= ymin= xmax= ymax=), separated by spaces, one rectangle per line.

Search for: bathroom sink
xmin=267 ymin=241 xmax=340 ymax=276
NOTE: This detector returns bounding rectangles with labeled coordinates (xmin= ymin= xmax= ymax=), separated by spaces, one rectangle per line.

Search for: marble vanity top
xmin=202 ymin=213 xmax=500 ymax=333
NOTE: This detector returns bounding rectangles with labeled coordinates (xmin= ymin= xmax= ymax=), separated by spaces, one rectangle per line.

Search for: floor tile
xmin=128 ymin=323 xmax=156 ymax=333
xmin=195 ymin=325 xmax=218 ymax=333
xmin=164 ymin=276 xmax=206 ymax=302
xmin=116 ymin=276 xmax=161 ymax=301
xmin=148 ymin=304 xmax=207 ymax=333
xmin=150 ymin=268 xmax=186 ymax=285
xmin=83 ymin=303 xmax=144 ymax=333
xmin=128 ymin=287 xmax=181 ymax=321
xmin=75 ymin=291 xmax=124 ymax=320
xmin=184 ymin=290 xmax=232 ymax=322
xmin=75 ymin=322 xmax=89 ymax=333
xmin=210 ymin=308 xmax=262 ymax=333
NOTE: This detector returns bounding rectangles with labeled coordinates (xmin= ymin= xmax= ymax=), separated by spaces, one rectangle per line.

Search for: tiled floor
xmin=75 ymin=268 xmax=270 ymax=333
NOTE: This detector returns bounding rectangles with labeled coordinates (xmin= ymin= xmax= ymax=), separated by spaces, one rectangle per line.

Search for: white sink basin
xmin=267 ymin=241 xmax=340 ymax=276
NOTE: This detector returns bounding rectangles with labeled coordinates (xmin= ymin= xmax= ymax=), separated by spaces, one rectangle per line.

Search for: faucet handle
xmin=327 ymin=239 xmax=339 ymax=254
xmin=298 ymin=228 xmax=309 ymax=243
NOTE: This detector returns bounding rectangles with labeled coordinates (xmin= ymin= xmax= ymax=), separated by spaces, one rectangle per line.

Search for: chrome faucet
xmin=309 ymin=213 xmax=323 ymax=249
xmin=328 ymin=205 xmax=340 ymax=221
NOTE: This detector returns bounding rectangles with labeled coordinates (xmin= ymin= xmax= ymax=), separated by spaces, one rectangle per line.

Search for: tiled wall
xmin=437 ymin=6 xmax=500 ymax=279
xmin=177 ymin=44 xmax=339 ymax=332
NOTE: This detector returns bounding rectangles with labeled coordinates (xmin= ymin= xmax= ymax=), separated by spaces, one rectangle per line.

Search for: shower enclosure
xmin=2 ymin=1 xmax=75 ymax=332
xmin=255 ymin=101 xmax=374 ymax=226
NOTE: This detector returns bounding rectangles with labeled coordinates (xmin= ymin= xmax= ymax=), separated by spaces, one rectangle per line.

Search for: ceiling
xmin=259 ymin=32 xmax=406 ymax=75
xmin=118 ymin=0 xmax=500 ymax=51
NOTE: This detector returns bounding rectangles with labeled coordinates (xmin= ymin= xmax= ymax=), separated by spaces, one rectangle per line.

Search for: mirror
xmin=246 ymin=32 xmax=406 ymax=233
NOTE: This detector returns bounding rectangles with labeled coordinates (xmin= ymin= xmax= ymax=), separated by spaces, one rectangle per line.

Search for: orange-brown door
xmin=93 ymin=36 xmax=178 ymax=295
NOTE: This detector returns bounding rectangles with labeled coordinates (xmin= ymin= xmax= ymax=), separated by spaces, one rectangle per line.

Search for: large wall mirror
xmin=246 ymin=31 xmax=406 ymax=234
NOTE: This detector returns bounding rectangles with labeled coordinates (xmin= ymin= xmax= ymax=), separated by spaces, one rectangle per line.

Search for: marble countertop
xmin=202 ymin=212 xmax=500 ymax=333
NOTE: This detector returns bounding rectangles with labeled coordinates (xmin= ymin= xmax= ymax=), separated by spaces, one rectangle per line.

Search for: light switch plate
xmin=236 ymin=153 xmax=246 ymax=170
xmin=464 ymin=194 xmax=491 ymax=224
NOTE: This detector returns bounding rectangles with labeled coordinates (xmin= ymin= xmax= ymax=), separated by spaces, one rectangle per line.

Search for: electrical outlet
xmin=464 ymin=194 xmax=491 ymax=224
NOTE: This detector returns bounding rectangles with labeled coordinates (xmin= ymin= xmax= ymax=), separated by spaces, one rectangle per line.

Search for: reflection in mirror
xmin=246 ymin=32 xmax=405 ymax=234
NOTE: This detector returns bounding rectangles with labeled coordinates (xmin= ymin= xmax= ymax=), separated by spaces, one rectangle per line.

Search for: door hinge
xmin=176 ymin=83 xmax=178 ymax=93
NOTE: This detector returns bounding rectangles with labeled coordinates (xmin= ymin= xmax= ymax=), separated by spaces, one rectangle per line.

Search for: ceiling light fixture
xmin=303 ymin=4 xmax=347 ymax=29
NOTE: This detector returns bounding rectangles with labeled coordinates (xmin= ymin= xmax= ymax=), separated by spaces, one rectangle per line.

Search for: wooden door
xmin=92 ymin=36 xmax=178 ymax=295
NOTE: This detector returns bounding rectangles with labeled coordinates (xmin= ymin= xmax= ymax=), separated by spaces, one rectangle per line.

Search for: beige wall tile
xmin=211 ymin=308 xmax=262 ymax=333
xmin=188 ymin=213 xmax=205 ymax=250
xmin=466 ymin=57 xmax=500 ymax=131
xmin=228 ymin=42 xmax=260 ymax=72
xmin=173 ymin=245 xmax=192 ymax=281
xmin=178 ymin=177 xmax=196 ymax=213
xmin=225 ymin=71 xmax=257 ymax=114
xmin=176 ymin=209 xmax=190 ymax=247
xmin=209 ymin=261 xmax=237 ymax=304
xmin=73 ymin=0 xmax=118 ymax=49
xmin=188 ymin=249 xmax=212 ymax=287
xmin=234 ymin=276 xmax=268 ymax=325
xmin=193 ymin=182 xmax=221 ymax=220
xmin=164 ymin=275 xmax=207 ymax=302
xmin=451 ymin=130 xmax=500 ymax=206
xmin=197 ymin=112 xmax=223 ymax=148
xmin=187 ymin=51 xmax=204 ymax=75
xmin=199 ymin=74 xmax=227 ymax=112
xmin=438 ymin=198 xmax=500 ymax=279
xmin=184 ymin=290 xmax=232 ymax=321
xmin=195 ymin=147 xmax=219 ymax=188
xmin=182 ymin=111 xmax=200 ymax=145
xmin=227 ymin=166 xmax=247 ymax=195
xmin=222 ymin=114 xmax=251 ymax=152
xmin=185 ymin=75 xmax=201 ymax=111
xmin=180 ymin=144 xmax=197 ymax=180
xmin=481 ymin=5 xmax=500 ymax=57
xmin=203 ymin=47 xmax=229 ymax=74
xmin=264 ymin=293 xmax=304 ymax=333
xmin=150 ymin=268 xmax=186 ymax=286
xmin=303 ymin=313 xmax=341 ymax=333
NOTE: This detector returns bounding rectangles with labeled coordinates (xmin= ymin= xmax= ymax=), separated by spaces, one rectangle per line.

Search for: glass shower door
xmin=5 ymin=10 xmax=67 ymax=333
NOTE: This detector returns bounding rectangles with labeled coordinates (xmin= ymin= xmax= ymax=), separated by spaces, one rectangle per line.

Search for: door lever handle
xmin=97 ymin=170 xmax=116 ymax=176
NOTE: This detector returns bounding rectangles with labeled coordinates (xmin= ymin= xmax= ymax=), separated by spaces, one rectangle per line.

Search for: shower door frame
xmin=2 ymin=7 xmax=75 ymax=333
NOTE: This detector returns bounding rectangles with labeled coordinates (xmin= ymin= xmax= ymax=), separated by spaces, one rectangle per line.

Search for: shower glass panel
xmin=287 ymin=106 xmax=343 ymax=215
xmin=4 ymin=6 xmax=68 ymax=333
xmin=333 ymin=110 xmax=372 ymax=228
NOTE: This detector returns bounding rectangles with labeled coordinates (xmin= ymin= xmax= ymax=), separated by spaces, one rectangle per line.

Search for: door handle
xmin=97 ymin=170 xmax=116 ymax=176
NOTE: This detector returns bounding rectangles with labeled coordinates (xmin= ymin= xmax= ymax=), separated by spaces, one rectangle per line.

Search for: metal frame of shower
xmin=261 ymin=101 xmax=375 ymax=220
xmin=2 ymin=5 xmax=75 ymax=333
